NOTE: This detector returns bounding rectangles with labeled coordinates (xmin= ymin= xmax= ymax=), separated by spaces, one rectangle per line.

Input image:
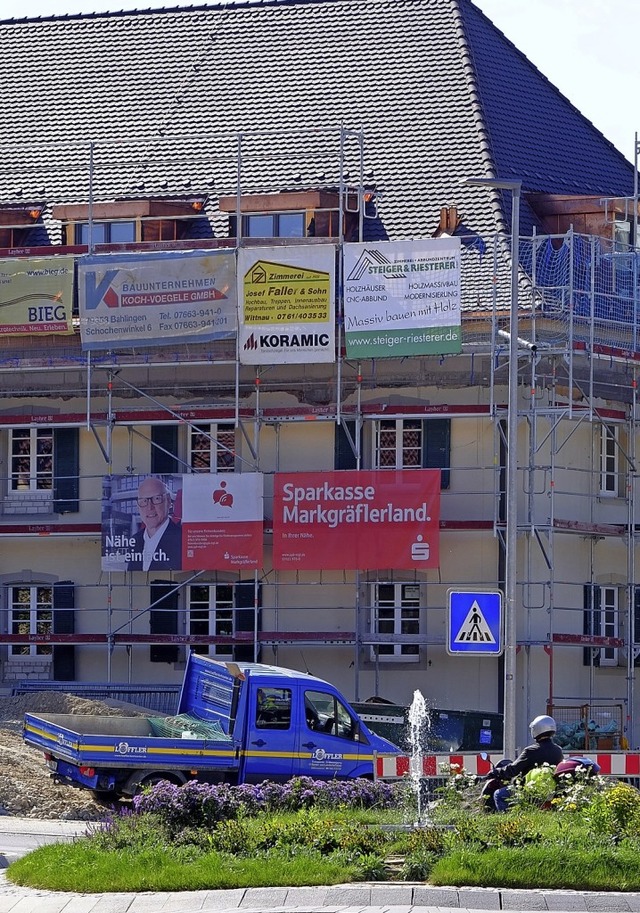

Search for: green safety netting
xmin=148 ymin=713 xmax=230 ymax=740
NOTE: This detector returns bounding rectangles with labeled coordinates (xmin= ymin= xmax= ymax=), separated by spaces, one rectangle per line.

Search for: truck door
xmin=242 ymin=684 xmax=295 ymax=783
xmin=296 ymin=688 xmax=363 ymax=779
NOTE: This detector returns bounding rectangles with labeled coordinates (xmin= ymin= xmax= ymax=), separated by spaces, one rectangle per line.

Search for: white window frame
xmin=373 ymin=419 xmax=422 ymax=469
xmin=188 ymin=583 xmax=234 ymax=658
xmin=9 ymin=584 xmax=53 ymax=657
xmin=189 ymin=423 xmax=236 ymax=473
xmin=599 ymin=423 xmax=619 ymax=497
xmin=370 ymin=581 xmax=421 ymax=663
xmin=10 ymin=428 xmax=54 ymax=492
xmin=597 ymin=585 xmax=619 ymax=666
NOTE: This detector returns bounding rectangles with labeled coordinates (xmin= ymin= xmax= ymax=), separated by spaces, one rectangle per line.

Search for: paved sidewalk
xmin=2 ymin=872 xmax=640 ymax=913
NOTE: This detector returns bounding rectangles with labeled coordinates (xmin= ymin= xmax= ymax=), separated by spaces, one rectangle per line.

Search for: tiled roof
xmin=0 ymin=0 xmax=634 ymax=245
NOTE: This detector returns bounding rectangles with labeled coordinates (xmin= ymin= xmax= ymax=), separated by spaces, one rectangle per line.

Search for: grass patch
xmin=430 ymin=844 xmax=640 ymax=892
xmin=9 ymin=842 xmax=362 ymax=893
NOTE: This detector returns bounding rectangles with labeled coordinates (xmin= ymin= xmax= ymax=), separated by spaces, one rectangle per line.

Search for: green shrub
xmin=587 ymin=782 xmax=640 ymax=839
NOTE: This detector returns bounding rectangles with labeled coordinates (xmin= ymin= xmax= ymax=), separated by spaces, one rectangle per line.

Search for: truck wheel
xmin=134 ymin=773 xmax=181 ymax=795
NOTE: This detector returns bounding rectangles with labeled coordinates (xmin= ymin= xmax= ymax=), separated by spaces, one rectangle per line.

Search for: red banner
xmin=273 ymin=469 xmax=440 ymax=570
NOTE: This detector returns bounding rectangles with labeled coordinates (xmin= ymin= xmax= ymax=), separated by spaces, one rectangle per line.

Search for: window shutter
xmin=149 ymin=581 xmax=180 ymax=663
xmin=151 ymin=426 xmax=180 ymax=474
xmin=583 ymin=584 xmax=601 ymax=667
xmin=334 ymin=421 xmax=361 ymax=470
xmin=422 ymin=419 xmax=450 ymax=490
xmin=53 ymin=581 xmax=75 ymax=681
xmin=53 ymin=428 xmax=79 ymax=513
xmin=234 ymin=581 xmax=262 ymax=662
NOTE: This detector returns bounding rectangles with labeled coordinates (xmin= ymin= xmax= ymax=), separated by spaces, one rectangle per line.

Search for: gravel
xmin=0 ymin=692 xmax=151 ymax=820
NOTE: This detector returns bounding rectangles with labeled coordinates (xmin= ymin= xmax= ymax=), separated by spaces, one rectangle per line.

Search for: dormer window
xmin=219 ymin=190 xmax=362 ymax=240
xmin=52 ymin=198 xmax=207 ymax=248
xmin=245 ymin=211 xmax=306 ymax=238
xmin=74 ymin=220 xmax=136 ymax=245
xmin=527 ymin=193 xmax=637 ymax=248
xmin=0 ymin=203 xmax=44 ymax=249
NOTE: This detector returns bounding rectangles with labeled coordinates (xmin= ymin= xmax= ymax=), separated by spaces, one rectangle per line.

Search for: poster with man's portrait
xmin=101 ymin=473 xmax=264 ymax=572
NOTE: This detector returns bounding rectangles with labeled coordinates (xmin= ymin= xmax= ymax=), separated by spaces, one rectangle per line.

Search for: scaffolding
xmin=2 ymin=128 xmax=640 ymax=744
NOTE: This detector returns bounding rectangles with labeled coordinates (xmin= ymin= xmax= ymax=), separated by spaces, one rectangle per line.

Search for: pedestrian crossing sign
xmin=447 ymin=589 xmax=503 ymax=655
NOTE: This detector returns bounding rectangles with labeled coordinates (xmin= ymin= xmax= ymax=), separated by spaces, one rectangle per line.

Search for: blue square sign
xmin=447 ymin=589 xmax=503 ymax=655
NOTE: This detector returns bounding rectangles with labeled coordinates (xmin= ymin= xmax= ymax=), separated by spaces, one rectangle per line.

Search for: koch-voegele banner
xmin=78 ymin=250 xmax=237 ymax=350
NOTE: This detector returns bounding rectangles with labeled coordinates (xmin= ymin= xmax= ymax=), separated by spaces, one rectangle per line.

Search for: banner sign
xmin=78 ymin=250 xmax=237 ymax=350
xmin=238 ymin=245 xmax=336 ymax=364
xmin=342 ymin=239 xmax=462 ymax=358
xmin=101 ymin=473 xmax=263 ymax=572
xmin=273 ymin=469 xmax=440 ymax=570
xmin=0 ymin=256 xmax=74 ymax=335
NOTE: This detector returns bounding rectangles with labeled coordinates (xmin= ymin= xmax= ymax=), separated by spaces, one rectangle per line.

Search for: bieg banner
xmin=78 ymin=250 xmax=237 ymax=350
xmin=343 ymin=238 xmax=462 ymax=358
xmin=101 ymin=473 xmax=263 ymax=572
xmin=238 ymin=245 xmax=336 ymax=364
xmin=0 ymin=256 xmax=74 ymax=336
xmin=273 ymin=469 xmax=440 ymax=570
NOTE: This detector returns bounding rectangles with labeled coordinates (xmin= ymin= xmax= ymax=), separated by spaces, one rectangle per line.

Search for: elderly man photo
xmin=127 ymin=476 xmax=182 ymax=571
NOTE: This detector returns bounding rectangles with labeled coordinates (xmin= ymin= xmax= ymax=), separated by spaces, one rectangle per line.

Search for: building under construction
xmin=1 ymin=0 xmax=640 ymax=750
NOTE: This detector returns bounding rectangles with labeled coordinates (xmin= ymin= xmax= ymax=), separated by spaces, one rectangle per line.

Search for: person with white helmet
xmin=490 ymin=714 xmax=564 ymax=812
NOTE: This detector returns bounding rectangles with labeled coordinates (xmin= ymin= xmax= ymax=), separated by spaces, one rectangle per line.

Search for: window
xmin=189 ymin=583 xmax=234 ymax=658
xmin=74 ymin=221 xmax=136 ymax=245
xmin=256 ymin=687 xmax=291 ymax=729
xmin=374 ymin=419 xmax=422 ymax=468
xmin=10 ymin=585 xmax=53 ymax=657
xmin=584 ymin=584 xmax=619 ymax=666
xmin=189 ymin=424 xmax=235 ymax=472
xmin=599 ymin=587 xmax=619 ymax=665
xmin=600 ymin=423 xmax=619 ymax=496
xmin=11 ymin=428 xmax=53 ymax=491
xmin=244 ymin=212 xmax=306 ymax=238
xmin=372 ymin=417 xmax=451 ymax=483
xmin=304 ymin=689 xmax=358 ymax=740
xmin=53 ymin=199 xmax=207 ymax=247
xmin=0 ymin=205 xmax=43 ymax=249
xmin=371 ymin=582 xmax=420 ymax=662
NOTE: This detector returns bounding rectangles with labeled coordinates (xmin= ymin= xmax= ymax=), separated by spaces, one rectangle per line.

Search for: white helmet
xmin=530 ymin=714 xmax=556 ymax=739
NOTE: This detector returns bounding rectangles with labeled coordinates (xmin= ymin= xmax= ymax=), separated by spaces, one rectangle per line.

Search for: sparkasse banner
xmin=238 ymin=245 xmax=336 ymax=364
xmin=273 ymin=469 xmax=440 ymax=570
xmin=0 ymin=256 xmax=74 ymax=336
xmin=343 ymin=239 xmax=462 ymax=358
xmin=78 ymin=250 xmax=237 ymax=350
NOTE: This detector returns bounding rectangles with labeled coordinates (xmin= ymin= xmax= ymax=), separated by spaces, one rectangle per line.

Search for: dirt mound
xmin=0 ymin=692 xmax=149 ymax=820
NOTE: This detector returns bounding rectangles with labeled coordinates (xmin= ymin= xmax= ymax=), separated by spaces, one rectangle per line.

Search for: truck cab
xmin=179 ymin=655 xmax=399 ymax=782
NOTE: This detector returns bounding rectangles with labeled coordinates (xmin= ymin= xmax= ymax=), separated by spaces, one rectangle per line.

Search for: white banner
xmin=78 ymin=250 xmax=237 ymax=350
xmin=343 ymin=239 xmax=462 ymax=358
xmin=238 ymin=245 xmax=336 ymax=364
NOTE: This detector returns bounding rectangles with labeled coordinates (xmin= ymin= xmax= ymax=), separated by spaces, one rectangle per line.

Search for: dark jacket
xmin=493 ymin=736 xmax=564 ymax=782
xmin=127 ymin=520 xmax=183 ymax=571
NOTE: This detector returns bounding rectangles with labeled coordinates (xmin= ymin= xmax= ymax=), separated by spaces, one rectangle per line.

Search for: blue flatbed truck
xmin=22 ymin=654 xmax=401 ymax=798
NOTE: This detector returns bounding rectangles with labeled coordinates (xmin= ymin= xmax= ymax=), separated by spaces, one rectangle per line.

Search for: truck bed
xmin=23 ymin=711 xmax=239 ymax=773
